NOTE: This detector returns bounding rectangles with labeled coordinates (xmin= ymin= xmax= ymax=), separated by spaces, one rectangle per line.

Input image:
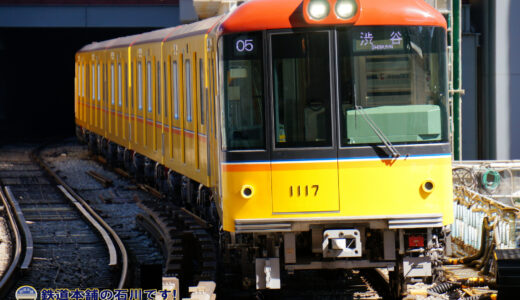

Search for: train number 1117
xmin=289 ymin=185 xmax=319 ymax=197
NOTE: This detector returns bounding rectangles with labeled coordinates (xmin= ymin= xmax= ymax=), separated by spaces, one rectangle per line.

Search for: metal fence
xmin=453 ymin=161 xmax=520 ymax=207
xmin=452 ymin=185 xmax=519 ymax=251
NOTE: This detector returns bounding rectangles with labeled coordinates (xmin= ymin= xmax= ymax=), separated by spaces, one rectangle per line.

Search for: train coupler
xmin=322 ymin=229 xmax=362 ymax=258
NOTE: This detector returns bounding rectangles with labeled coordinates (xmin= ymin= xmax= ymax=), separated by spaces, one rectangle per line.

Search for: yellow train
xmin=75 ymin=0 xmax=453 ymax=295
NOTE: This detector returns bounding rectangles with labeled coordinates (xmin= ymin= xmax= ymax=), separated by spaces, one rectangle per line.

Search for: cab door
xmin=109 ymin=59 xmax=116 ymax=137
xmin=269 ymin=30 xmax=339 ymax=213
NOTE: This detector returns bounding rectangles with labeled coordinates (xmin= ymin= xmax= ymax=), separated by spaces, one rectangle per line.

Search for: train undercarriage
xmin=225 ymin=226 xmax=449 ymax=297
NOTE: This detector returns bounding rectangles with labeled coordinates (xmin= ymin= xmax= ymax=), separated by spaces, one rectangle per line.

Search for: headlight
xmin=335 ymin=0 xmax=357 ymax=19
xmin=308 ymin=0 xmax=330 ymax=20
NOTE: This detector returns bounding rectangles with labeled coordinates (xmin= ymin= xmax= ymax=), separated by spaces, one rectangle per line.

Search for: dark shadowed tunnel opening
xmin=0 ymin=28 xmax=153 ymax=144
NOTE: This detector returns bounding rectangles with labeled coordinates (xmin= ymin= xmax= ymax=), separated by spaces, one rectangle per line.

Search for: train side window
xmin=118 ymin=63 xmax=122 ymax=107
xmin=76 ymin=64 xmax=79 ymax=96
xmin=77 ymin=64 xmax=81 ymax=97
xmin=156 ymin=61 xmax=161 ymax=115
xmin=79 ymin=65 xmax=82 ymax=97
xmin=82 ymin=64 xmax=86 ymax=97
xmin=163 ymin=62 xmax=167 ymax=117
xmin=77 ymin=64 xmax=80 ymax=97
xmin=78 ymin=64 xmax=82 ymax=97
xmin=111 ymin=63 xmax=115 ymax=105
xmin=147 ymin=61 xmax=152 ymax=112
xmin=124 ymin=63 xmax=128 ymax=108
xmin=138 ymin=61 xmax=143 ymax=110
xmin=172 ymin=61 xmax=179 ymax=120
xmin=104 ymin=64 xmax=108 ymax=103
xmin=210 ymin=58 xmax=216 ymax=138
xmin=131 ymin=62 xmax=134 ymax=109
xmin=199 ymin=58 xmax=204 ymax=125
xmin=96 ymin=64 xmax=101 ymax=101
xmin=185 ymin=59 xmax=192 ymax=122
xmin=91 ymin=65 xmax=95 ymax=100
xmin=86 ymin=65 xmax=89 ymax=99
xmin=222 ymin=32 xmax=265 ymax=150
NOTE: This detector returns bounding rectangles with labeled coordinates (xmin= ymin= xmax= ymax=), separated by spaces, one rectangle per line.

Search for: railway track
xmin=135 ymin=197 xmax=217 ymax=294
xmin=42 ymin=141 xmax=217 ymax=295
xmin=0 ymin=144 xmax=128 ymax=299
xmin=40 ymin=142 xmax=166 ymax=290
xmin=0 ymin=180 xmax=26 ymax=298
xmin=1 ymin=141 xmax=391 ymax=299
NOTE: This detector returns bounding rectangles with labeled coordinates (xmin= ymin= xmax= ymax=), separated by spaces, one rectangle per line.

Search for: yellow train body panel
xmin=338 ymin=156 xmax=453 ymax=223
xmin=75 ymin=19 xmax=220 ymax=189
xmin=222 ymin=155 xmax=453 ymax=232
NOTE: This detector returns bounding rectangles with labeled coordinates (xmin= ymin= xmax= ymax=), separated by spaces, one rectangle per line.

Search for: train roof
xmin=109 ymin=33 xmax=144 ymax=49
xmin=78 ymin=33 xmax=142 ymax=53
xmin=132 ymin=15 xmax=222 ymax=45
xmin=77 ymin=15 xmax=223 ymax=54
xmin=78 ymin=40 xmax=112 ymax=52
xmin=130 ymin=27 xmax=179 ymax=46
xmin=219 ymin=0 xmax=447 ymax=34
xmin=77 ymin=0 xmax=446 ymax=53
xmin=163 ymin=15 xmax=222 ymax=42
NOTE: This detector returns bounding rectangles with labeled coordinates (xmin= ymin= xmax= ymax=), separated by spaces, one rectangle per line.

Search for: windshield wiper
xmin=355 ymin=105 xmax=401 ymax=158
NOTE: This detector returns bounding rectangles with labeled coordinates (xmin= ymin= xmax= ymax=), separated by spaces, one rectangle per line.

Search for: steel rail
xmin=57 ymin=185 xmax=117 ymax=266
xmin=135 ymin=213 xmax=169 ymax=260
xmin=4 ymin=187 xmax=33 ymax=270
xmin=32 ymin=150 xmax=129 ymax=289
xmin=0 ymin=188 xmax=23 ymax=297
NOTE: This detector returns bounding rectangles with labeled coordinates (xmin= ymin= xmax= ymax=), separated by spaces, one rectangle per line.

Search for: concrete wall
xmin=508 ymin=1 xmax=520 ymax=158
xmin=493 ymin=0 xmax=520 ymax=159
xmin=462 ymin=33 xmax=479 ymax=160
xmin=494 ymin=0 xmax=511 ymax=159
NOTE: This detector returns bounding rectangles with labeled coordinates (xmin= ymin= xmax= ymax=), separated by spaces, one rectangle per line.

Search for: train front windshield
xmin=221 ymin=26 xmax=448 ymax=151
xmin=338 ymin=26 xmax=449 ymax=146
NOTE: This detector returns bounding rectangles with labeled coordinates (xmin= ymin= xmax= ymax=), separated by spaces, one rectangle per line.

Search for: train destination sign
xmin=354 ymin=31 xmax=404 ymax=52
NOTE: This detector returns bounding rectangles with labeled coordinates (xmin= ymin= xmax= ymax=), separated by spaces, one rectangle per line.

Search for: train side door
xmin=197 ymin=55 xmax=206 ymax=175
xmin=103 ymin=61 xmax=108 ymax=137
xmin=109 ymin=57 xmax=115 ymax=137
xmin=135 ymin=57 xmax=145 ymax=147
xmin=269 ymin=31 xmax=340 ymax=213
xmin=208 ymin=45 xmax=219 ymax=185
xmin=95 ymin=61 xmax=101 ymax=132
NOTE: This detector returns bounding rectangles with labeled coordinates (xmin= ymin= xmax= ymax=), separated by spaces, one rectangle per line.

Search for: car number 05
xmin=236 ymin=39 xmax=254 ymax=52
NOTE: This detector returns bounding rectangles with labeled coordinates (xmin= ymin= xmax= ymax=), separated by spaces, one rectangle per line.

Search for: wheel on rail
xmin=389 ymin=261 xmax=406 ymax=299
xmin=87 ymin=133 xmax=97 ymax=155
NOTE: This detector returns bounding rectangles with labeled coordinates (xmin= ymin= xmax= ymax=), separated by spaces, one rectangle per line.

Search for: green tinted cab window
xmin=272 ymin=31 xmax=332 ymax=148
xmin=338 ymin=26 xmax=449 ymax=146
